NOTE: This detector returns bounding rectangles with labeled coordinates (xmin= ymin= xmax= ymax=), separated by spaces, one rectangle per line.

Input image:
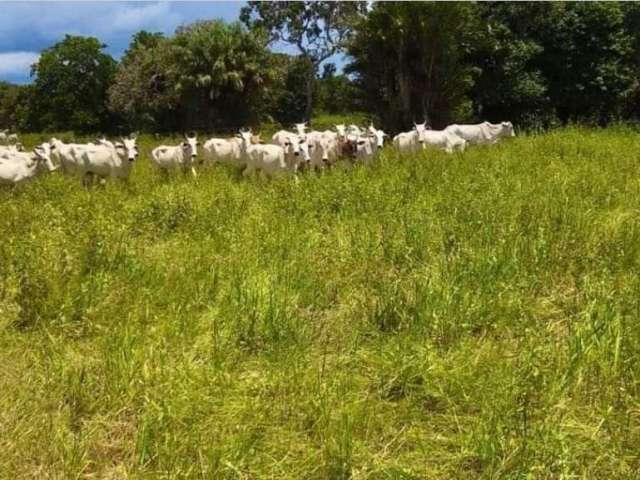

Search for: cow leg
xmin=242 ymin=165 xmax=253 ymax=177
xmin=82 ymin=172 xmax=93 ymax=187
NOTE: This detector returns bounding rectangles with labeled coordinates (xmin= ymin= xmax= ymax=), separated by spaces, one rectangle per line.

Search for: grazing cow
xmin=0 ymin=143 xmax=57 ymax=185
xmin=445 ymin=121 xmax=514 ymax=145
xmin=76 ymin=136 xmax=138 ymax=185
xmin=238 ymin=129 xmax=287 ymax=178
xmin=203 ymin=137 xmax=245 ymax=168
xmin=151 ymin=134 xmax=200 ymax=177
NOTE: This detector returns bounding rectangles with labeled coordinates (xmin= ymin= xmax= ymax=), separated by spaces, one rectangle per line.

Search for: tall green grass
xmin=1 ymin=127 xmax=639 ymax=478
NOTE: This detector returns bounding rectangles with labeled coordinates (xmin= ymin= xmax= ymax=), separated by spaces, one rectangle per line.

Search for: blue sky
xmin=0 ymin=1 xmax=345 ymax=84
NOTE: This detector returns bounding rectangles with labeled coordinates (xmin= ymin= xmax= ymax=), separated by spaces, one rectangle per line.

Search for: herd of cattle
xmin=0 ymin=121 xmax=515 ymax=185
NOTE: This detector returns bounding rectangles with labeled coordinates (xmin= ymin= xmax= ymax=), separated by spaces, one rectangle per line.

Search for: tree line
xmin=1 ymin=1 xmax=639 ymax=134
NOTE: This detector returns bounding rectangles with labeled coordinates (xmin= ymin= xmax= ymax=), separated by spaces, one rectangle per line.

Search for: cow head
xmin=354 ymin=134 xmax=373 ymax=160
xmin=317 ymin=136 xmax=333 ymax=164
xmin=33 ymin=142 xmax=58 ymax=172
xmin=413 ymin=122 xmax=428 ymax=148
xmin=183 ymin=133 xmax=200 ymax=163
xmin=368 ymin=125 xmax=387 ymax=149
xmin=283 ymin=134 xmax=311 ymax=164
xmin=237 ymin=129 xmax=253 ymax=151
xmin=335 ymin=124 xmax=347 ymax=140
xmin=501 ymin=121 xmax=515 ymax=137
xmin=116 ymin=136 xmax=138 ymax=162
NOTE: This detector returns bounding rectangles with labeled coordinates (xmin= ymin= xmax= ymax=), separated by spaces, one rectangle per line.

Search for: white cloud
xmin=0 ymin=51 xmax=39 ymax=77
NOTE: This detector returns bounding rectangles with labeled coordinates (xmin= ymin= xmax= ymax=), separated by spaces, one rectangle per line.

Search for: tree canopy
xmin=29 ymin=35 xmax=117 ymax=132
xmin=1 ymin=2 xmax=640 ymax=134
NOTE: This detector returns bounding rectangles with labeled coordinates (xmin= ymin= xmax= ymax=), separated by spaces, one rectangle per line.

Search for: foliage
xmin=108 ymin=32 xmax=179 ymax=132
xmin=0 ymin=82 xmax=33 ymax=131
xmin=2 ymin=129 xmax=640 ymax=477
xmin=315 ymin=63 xmax=363 ymax=115
xmin=265 ymin=54 xmax=313 ymax=125
xmin=241 ymin=1 xmax=367 ymax=120
xmin=169 ymin=20 xmax=278 ymax=131
xmin=347 ymin=2 xmax=480 ymax=131
xmin=29 ymin=35 xmax=117 ymax=132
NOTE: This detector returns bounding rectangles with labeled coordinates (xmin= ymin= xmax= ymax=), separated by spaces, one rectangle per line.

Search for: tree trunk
xmin=303 ymin=60 xmax=315 ymax=122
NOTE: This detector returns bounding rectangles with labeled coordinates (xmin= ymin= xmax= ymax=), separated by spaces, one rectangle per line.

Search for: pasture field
xmin=1 ymin=127 xmax=640 ymax=479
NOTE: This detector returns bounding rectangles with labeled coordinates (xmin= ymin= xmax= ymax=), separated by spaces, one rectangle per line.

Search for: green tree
xmin=30 ymin=35 xmax=117 ymax=132
xmin=315 ymin=64 xmax=363 ymax=115
xmin=537 ymin=2 xmax=635 ymax=124
xmin=240 ymin=1 xmax=366 ymax=121
xmin=108 ymin=31 xmax=178 ymax=131
xmin=169 ymin=20 xmax=279 ymax=131
xmin=347 ymin=2 xmax=480 ymax=130
xmin=109 ymin=21 xmax=278 ymax=132
xmin=469 ymin=2 xmax=552 ymax=128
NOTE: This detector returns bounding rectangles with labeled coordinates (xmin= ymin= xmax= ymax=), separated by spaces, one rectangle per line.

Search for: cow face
xmin=354 ymin=135 xmax=373 ymax=159
xmin=296 ymin=136 xmax=311 ymax=163
xmin=183 ymin=134 xmax=200 ymax=162
xmin=33 ymin=143 xmax=57 ymax=172
xmin=237 ymin=130 xmax=253 ymax=151
xmin=335 ymin=124 xmax=347 ymax=141
xmin=502 ymin=121 xmax=515 ymax=137
xmin=368 ymin=126 xmax=386 ymax=149
xmin=116 ymin=137 xmax=138 ymax=162
xmin=413 ymin=123 xmax=428 ymax=147
xmin=317 ymin=137 xmax=332 ymax=163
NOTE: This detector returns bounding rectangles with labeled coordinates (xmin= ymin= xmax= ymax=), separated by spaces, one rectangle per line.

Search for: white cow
xmin=75 ymin=137 xmax=138 ymax=184
xmin=271 ymin=130 xmax=310 ymax=172
xmin=445 ymin=121 xmax=514 ymax=145
xmin=0 ymin=130 xmax=18 ymax=145
xmin=367 ymin=125 xmax=387 ymax=152
xmin=393 ymin=130 xmax=424 ymax=153
xmin=307 ymin=131 xmax=338 ymax=169
xmin=49 ymin=137 xmax=99 ymax=174
xmin=421 ymin=129 xmax=466 ymax=153
xmin=0 ymin=143 xmax=57 ymax=185
xmin=238 ymin=129 xmax=287 ymax=178
xmin=0 ymin=143 xmax=24 ymax=154
xmin=203 ymin=137 xmax=244 ymax=168
xmin=151 ymin=134 xmax=200 ymax=177
xmin=348 ymin=124 xmax=364 ymax=137
xmin=353 ymin=134 xmax=376 ymax=164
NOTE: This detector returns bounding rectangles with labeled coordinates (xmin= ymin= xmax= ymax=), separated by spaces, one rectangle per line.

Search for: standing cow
xmin=239 ymin=129 xmax=287 ymax=178
xmin=445 ymin=121 xmax=514 ymax=145
xmin=151 ymin=134 xmax=200 ymax=177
